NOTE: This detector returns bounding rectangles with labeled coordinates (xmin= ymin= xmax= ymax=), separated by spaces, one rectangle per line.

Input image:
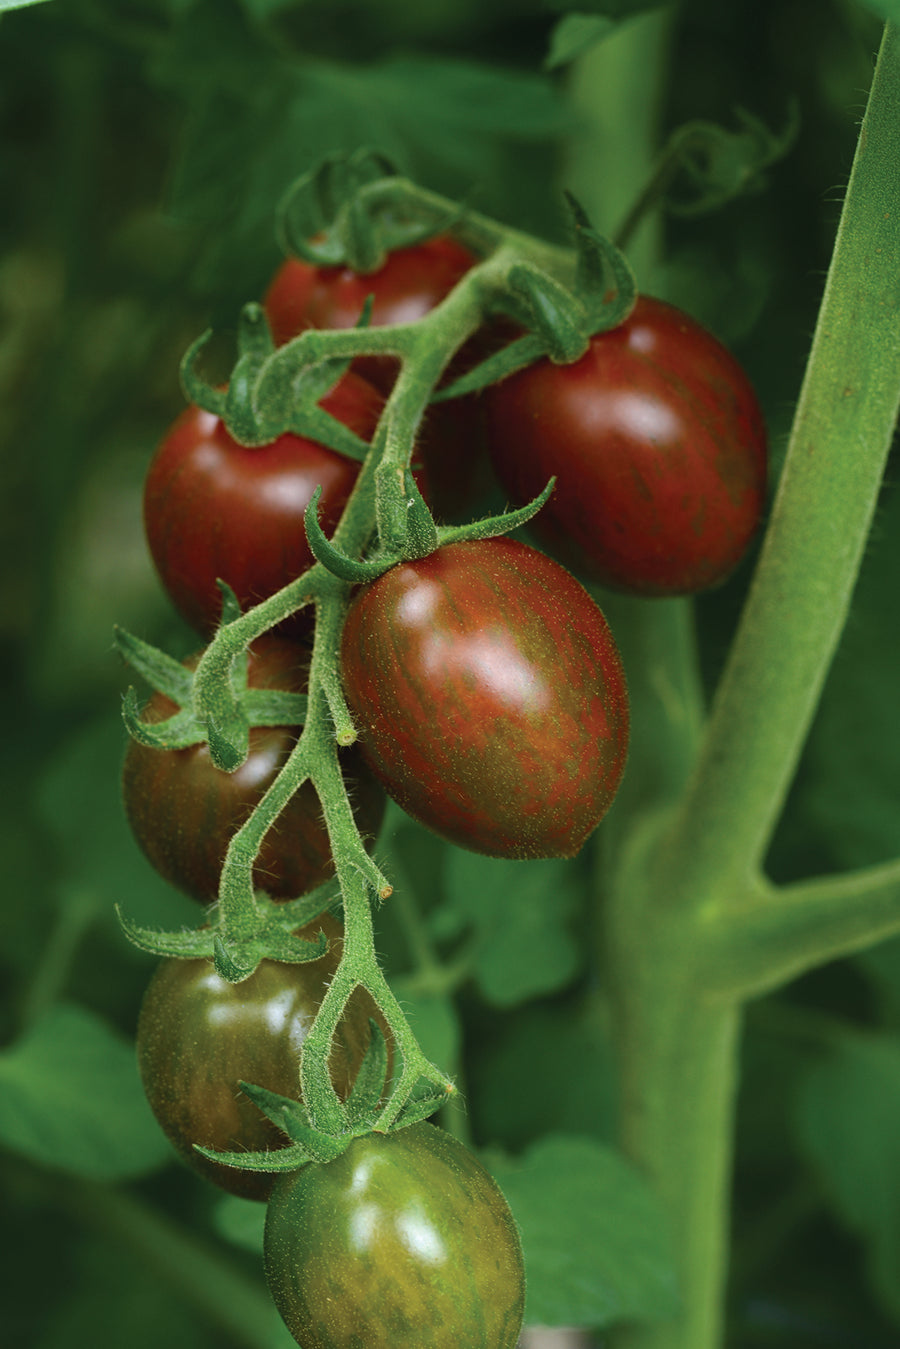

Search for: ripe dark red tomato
xmin=485 ymin=295 xmax=768 ymax=595
xmin=264 ymin=1122 xmax=525 ymax=1348
xmin=340 ymin=537 xmax=629 ymax=859
xmin=144 ymin=370 xmax=383 ymax=636
xmin=136 ymin=915 xmax=377 ymax=1200
xmin=264 ymin=235 xmax=477 ymax=393
xmin=122 ymin=638 xmax=384 ymax=904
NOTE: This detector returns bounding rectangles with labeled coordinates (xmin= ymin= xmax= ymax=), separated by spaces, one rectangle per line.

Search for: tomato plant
xmin=122 ymin=638 xmax=384 ymax=903
xmin=263 ymin=1121 xmax=526 ymax=1349
xmin=136 ymin=915 xmax=377 ymax=1200
xmin=485 ymin=296 xmax=768 ymax=595
xmin=143 ymin=371 xmax=383 ymax=636
xmin=9 ymin=7 xmax=900 ymax=1349
xmin=339 ymin=536 xmax=629 ymax=859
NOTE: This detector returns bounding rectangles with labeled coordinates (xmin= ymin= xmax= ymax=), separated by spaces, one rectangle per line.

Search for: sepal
xmin=211 ymin=924 xmax=330 ymax=983
xmin=276 ymin=149 xmax=399 ymax=269
xmin=276 ymin=149 xmax=465 ymax=272
xmin=564 ymin=191 xmax=637 ymax=332
xmin=180 ymin=312 xmax=374 ymax=461
xmin=429 ymin=332 xmax=547 ymax=402
xmin=179 ymin=329 xmax=226 ymax=416
xmin=399 ymin=466 xmax=439 ymax=559
xmin=505 ymin=263 xmax=588 ymax=364
xmin=115 ymin=909 xmax=216 ymax=959
xmin=216 ymin=580 xmax=243 ymax=627
xmin=205 ymin=712 xmax=249 ymax=774
xmin=113 ymin=627 xmax=193 ymax=703
xmin=193 ymin=1140 xmax=317 ymax=1173
xmin=304 ymin=486 xmax=392 ymax=582
xmin=344 ymin=1021 xmax=390 ymax=1127
xmin=121 ymin=690 xmax=204 ymax=750
xmin=392 ymin=1083 xmax=457 ymax=1130
xmin=238 ymin=1083 xmax=350 ymax=1159
xmin=436 ymin=479 xmax=555 ymax=548
xmin=242 ymin=688 xmax=308 ymax=725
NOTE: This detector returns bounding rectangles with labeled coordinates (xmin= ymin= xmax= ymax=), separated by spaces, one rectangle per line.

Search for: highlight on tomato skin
xmin=122 ymin=637 xmax=385 ymax=904
xmin=263 ymin=1122 xmax=526 ymax=1349
xmin=485 ymin=295 xmax=769 ymax=596
xmin=143 ymin=369 xmax=384 ymax=638
xmin=339 ymin=536 xmax=629 ymax=860
xmin=135 ymin=914 xmax=381 ymax=1202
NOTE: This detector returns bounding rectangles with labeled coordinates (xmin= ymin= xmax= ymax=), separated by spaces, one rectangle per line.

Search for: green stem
xmin=706 ymin=857 xmax=900 ymax=999
xmin=656 ymin=22 xmax=900 ymax=906
xmin=607 ymin=23 xmax=900 ymax=1349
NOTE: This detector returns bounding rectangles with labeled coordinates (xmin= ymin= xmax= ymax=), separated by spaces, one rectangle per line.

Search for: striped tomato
xmin=264 ymin=1123 xmax=525 ymax=1348
xmin=485 ymin=296 xmax=768 ymax=594
xmin=339 ymin=537 xmax=629 ymax=859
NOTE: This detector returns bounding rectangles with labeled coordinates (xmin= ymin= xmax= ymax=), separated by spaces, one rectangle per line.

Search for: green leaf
xmin=794 ymin=1031 xmax=900 ymax=1326
xmin=488 ymin=1134 xmax=679 ymax=1327
xmin=0 ymin=1004 xmax=172 ymax=1181
xmin=0 ymin=0 xmax=53 ymax=9
xmin=467 ymin=997 xmax=618 ymax=1151
xmin=545 ymin=14 xmax=617 ymax=70
xmin=441 ymin=852 xmax=583 ymax=1006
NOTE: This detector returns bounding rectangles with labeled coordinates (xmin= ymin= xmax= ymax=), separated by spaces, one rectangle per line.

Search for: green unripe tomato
xmin=264 ymin=1122 xmax=525 ymax=1348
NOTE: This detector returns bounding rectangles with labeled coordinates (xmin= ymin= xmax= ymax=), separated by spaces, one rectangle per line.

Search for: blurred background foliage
xmin=2 ymin=0 xmax=900 ymax=1345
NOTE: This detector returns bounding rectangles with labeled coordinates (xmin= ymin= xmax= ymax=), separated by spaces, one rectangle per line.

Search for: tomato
xmin=264 ymin=1122 xmax=525 ymax=1348
xmin=136 ymin=915 xmax=376 ymax=1200
xmin=339 ymin=537 xmax=629 ymax=859
xmin=485 ymin=295 xmax=768 ymax=594
xmin=264 ymin=235 xmax=477 ymax=393
xmin=264 ymin=235 xmax=494 ymax=519
xmin=122 ymin=637 xmax=385 ymax=904
xmin=143 ymin=370 xmax=383 ymax=637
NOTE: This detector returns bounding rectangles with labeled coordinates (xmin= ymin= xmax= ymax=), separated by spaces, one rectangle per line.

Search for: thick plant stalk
xmin=606 ymin=23 xmax=900 ymax=1349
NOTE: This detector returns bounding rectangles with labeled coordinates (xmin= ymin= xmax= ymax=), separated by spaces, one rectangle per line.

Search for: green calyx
xmin=433 ymin=193 xmax=637 ymax=403
xmin=180 ymin=306 xmax=373 ymax=461
xmin=115 ymin=625 xmax=307 ymax=757
xmin=276 ymin=148 xmax=472 ymax=272
xmin=116 ymin=891 xmax=338 ymax=977
xmin=194 ymin=1021 xmax=455 ymax=1177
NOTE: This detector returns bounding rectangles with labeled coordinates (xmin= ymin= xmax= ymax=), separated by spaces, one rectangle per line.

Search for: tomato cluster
xmin=127 ymin=220 xmax=768 ymax=1349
